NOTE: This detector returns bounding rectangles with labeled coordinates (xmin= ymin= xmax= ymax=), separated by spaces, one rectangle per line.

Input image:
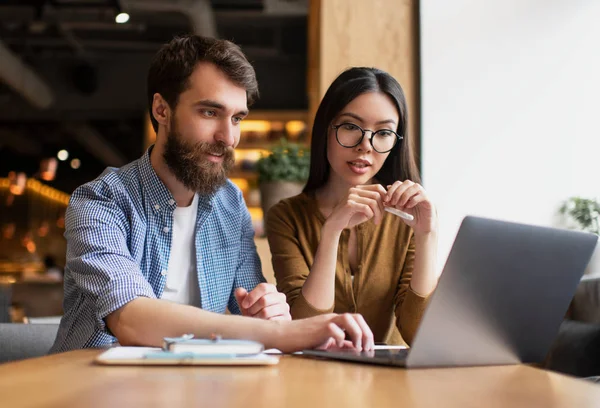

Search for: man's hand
xmin=273 ymin=313 xmax=375 ymax=353
xmin=235 ymin=283 xmax=291 ymax=321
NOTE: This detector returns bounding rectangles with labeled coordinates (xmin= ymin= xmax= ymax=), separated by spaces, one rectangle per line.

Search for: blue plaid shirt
xmin=51 ymin=148 xmax=264 ymax=352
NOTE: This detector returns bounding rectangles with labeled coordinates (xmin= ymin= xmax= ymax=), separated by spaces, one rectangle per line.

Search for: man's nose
xmin=214 ymin=120 xmax=236 ymax=147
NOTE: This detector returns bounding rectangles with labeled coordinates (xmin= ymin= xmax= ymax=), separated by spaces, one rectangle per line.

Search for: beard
xmin=162 ymin=120 xmax=235 ymax=196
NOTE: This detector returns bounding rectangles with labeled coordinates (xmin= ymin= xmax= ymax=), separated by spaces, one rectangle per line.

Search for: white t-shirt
xmin=161 ymin=194 xmax=200 ymax=306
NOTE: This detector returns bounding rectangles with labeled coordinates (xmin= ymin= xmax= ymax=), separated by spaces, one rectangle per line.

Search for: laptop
xmin=302 ymin=216 xmax=598 ymax=368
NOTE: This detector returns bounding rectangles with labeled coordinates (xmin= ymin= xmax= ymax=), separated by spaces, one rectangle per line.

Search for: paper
xmin=99 ymin=346 xmax=161 ymax=359
xmin=373 ymin=345 xmax=407 ymax=350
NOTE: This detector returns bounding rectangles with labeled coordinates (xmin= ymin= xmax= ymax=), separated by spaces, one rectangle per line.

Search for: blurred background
xmin=0 ymin=0 xmax=316 ymax=283
xmin=0 ymin=0 xmax=419 ymax=291
xmin=0 ymin=0 xmax=334 ymax=321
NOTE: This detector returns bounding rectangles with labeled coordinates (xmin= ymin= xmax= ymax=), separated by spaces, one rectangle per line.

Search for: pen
xmin=384 ymin=207 xmax=414 ymax=221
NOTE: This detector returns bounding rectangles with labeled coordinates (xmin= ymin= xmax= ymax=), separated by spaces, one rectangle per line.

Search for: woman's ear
xmin=151 ymin=93 xmax=170 ymax=128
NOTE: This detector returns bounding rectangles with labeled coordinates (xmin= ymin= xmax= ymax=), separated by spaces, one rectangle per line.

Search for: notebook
xmin=162 ymin=335 xmax=264 ymax=355
xmin=95 ymin=335 xmax=279 ymax=366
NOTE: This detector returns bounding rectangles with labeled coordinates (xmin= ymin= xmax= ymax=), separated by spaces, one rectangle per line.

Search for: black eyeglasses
xmin=331 ymin=123 xmax=402 ymax=153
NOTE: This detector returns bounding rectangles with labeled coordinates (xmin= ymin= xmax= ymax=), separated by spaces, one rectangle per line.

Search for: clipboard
xmin=94 ymin=347 xmax=280 ymax=366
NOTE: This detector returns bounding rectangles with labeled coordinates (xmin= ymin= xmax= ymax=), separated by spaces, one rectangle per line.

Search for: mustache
xmin=191 ymin=141 xmax=234 ymax=158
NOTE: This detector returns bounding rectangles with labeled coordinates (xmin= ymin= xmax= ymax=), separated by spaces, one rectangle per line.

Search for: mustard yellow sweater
xmin=265 ymin=192 xmax=429 ymax=346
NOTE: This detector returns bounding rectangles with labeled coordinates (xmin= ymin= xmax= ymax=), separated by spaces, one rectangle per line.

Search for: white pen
xmin=384 ymin=206 xmax=414 ymax=221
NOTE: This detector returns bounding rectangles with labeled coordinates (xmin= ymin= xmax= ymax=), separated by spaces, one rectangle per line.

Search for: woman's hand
xmin=324 ymin=184 xmax=387 ymax=233
xmin=385 ymin=180 xmax=437 ymax=235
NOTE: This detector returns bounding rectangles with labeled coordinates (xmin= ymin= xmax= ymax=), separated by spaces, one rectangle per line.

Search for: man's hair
xmin=147 ymin=35 xmax=259 ymax=133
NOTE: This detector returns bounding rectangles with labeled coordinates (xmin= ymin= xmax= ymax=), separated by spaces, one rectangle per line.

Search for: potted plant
xmin=560 ymin=197 xmax=600 ymax=275
xmin=560 ymin=197 xmax=600 ymax=235
xmin=256 ymin=138 xmax=310 ymax=220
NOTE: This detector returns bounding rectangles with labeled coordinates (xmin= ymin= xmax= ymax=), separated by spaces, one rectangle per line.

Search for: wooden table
xmin=1 ymin=350 xmax=599 ymax=407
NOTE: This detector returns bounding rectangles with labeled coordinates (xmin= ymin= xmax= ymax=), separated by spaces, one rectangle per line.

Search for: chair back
xmin=0 ymin=323 xmax=59 ymax=363
xmin=572 ymin=276 xmax=600 ymax=323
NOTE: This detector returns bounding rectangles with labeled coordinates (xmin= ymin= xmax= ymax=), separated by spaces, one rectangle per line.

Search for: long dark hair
xmin=303 ymin=67 xmax=420 ymax=192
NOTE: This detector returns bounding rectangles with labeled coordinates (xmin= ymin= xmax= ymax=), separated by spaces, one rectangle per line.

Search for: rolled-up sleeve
xmin=393 ymin=235 xmax=429 ymax=345
xmin=227 ymin=195 xmax=265 ymax=314
xmin=65 ymin=181 xmax=156 ymax=333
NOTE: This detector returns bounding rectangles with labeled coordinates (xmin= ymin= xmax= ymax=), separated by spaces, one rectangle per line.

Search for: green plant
xmin=256 ymin=138 xmax=310 ymax=183
xmin=559 ymin=197 xmax=600 ymax=235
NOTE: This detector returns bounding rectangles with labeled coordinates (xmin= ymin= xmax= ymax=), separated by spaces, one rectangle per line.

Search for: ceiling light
xmin=57 ymin=150 xmax=69 ymax=161
xmin=71 ymin=158 xmax=81 ymax=169
xmin=115 ymin=12 xmax=130 ymax=24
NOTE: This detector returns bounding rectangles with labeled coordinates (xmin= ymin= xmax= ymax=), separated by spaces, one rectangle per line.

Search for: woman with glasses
xmin=264 ymin=67 xmax=439 ymax=348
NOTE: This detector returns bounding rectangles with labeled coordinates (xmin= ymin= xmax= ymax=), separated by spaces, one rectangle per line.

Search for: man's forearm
xmin=106 ymin=297 xmax=279 ymax=348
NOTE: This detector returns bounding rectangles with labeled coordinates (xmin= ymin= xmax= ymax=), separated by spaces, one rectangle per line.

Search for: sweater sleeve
xmin=394 ymin=234 xmax=430 ymax=345
xmin=265 ymin=200 xmax=334 ymax=319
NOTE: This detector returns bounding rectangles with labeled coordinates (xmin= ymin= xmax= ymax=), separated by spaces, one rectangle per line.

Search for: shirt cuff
xmin=404 ymin=287 xmax=429 ymax=313
xmin=95 ymin=275 xmax=157 ymax=332
xmin=395 ymin=287 xmax=430 ymax=345
xmin=290 ymin=291 xmax=335 ymax=319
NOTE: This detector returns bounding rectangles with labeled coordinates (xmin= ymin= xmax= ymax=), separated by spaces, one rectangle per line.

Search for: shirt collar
xmin=138 ymin=146 xmax=177 ymax=213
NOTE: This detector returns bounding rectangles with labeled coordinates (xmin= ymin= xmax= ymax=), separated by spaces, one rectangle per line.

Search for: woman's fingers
xmin=397 ymin=184 xmax=422 ymax=208
xmin=356 ymin=184 xmax=388 ymax=201
xmin=390 ymin=181 xmax=413 ymax=207
xmin=348 ymin=194 xmax=383 ymax=224
xmin=386 ymin=181 xmax=425 ymax=208
xmin=349 ymin=187 xmax=385 ymax=212
xmin=347 ymin=200 xmax=374 ymax=220
xmin=348 ymin=187 xmax=385 ymax=224
xmin=386 ymin=180 xmax=408 ymax=206
xmin=405 ymin=192 xmax=427 ymax=209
